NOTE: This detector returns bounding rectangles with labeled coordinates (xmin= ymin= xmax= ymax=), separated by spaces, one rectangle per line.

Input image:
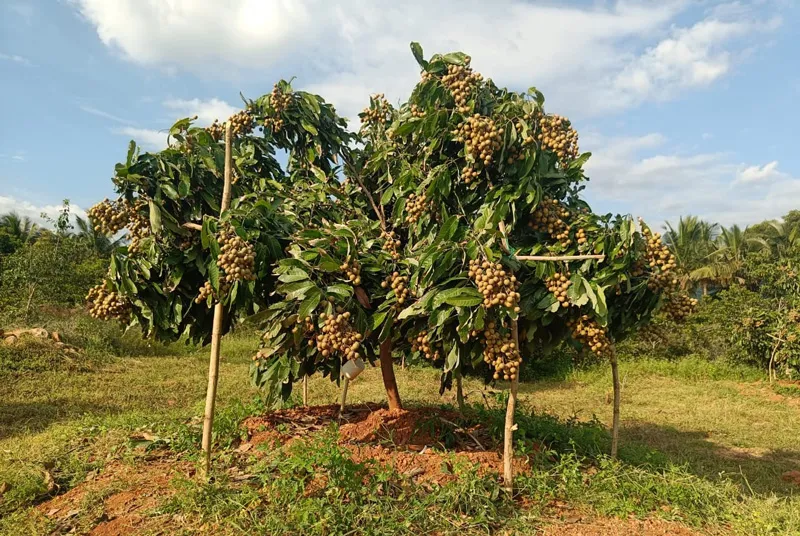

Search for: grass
xmin=1 ymin=318 xmax=799 ymax=534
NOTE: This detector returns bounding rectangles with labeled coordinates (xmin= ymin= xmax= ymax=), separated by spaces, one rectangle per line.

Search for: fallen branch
xmin=438 ymin=417 xmax=485 ymax=450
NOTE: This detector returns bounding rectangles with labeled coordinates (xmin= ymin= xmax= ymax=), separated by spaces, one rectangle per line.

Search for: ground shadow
xmin=0 ymin=399 xmax=121 ymax=440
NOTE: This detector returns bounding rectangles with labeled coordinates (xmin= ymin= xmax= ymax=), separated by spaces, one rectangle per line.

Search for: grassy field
xmin=1 ymin=319 xmax=799 ymax=534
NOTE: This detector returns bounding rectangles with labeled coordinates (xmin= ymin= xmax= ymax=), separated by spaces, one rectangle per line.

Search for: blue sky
xmin=1 ymin=0 xmax=799 ymax=229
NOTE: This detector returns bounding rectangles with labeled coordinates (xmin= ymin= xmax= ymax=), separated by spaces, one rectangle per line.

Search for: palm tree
xmin=0 ymin=212 xmax=39 ymax=244
xmin=690 ymin=224 xmax=767 ymax=293
xmin=663 ymin=216 xmax=717 ymax=291
xmin=765 ymin=220 xmax=800 ymax=258
xmin=74 ymin=216 xmax=124 ymax=256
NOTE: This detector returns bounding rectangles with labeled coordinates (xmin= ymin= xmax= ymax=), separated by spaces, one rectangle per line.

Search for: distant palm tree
xmin=663 ymin=216 xmax=717 ymax=291
xmin=74 ymin=215 xmax=124 ymax=256
xmin=765 ymin=220 xmax=800 ymax=258
xmin=690 ymin=225 xmax=767 ymax=294
xmin=0 ymin=212 xmax=39 ymax=244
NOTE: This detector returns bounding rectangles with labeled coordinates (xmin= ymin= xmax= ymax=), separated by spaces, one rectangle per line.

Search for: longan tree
xmin=87 ymin=81 xmax=354 ymax=473
xmin=243 ymin=44 xmax=696 ymax=490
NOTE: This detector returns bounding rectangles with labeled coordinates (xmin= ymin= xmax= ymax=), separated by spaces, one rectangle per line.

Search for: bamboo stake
xmin=200 ymin=121 xmax=233 ymax=479
xmin=303 ymin=375 xmax=309 ymax=406
xmin=610 ymin=352 xmax=621 ymax=459
xmin=516 ymin=254 xmax=605 ymax=261
xmin=503 ymin=319 xmax=521 ymax=494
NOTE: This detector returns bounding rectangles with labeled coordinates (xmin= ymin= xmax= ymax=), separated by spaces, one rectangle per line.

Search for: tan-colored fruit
xmin=469 ymin=258 xmax=521 ymax=312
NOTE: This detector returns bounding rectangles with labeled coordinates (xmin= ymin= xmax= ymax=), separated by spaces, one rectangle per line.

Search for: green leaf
xmin=443 ymin=343 xmax=459 ymax=373
xmin=434 ymin=287 xmax=483 ymax=308
xmin=371 ymin=311 xmax=388 ymax=330
xmin=207 ymin=260 xmax=220 ymax=293
xmin=298 ymin=289 xmax=322 ymax=319
xmin=326 ymin=284 xmax=353 ymax=298
xmin=148 ymin=200 xmax=162 ymax=234
xmin=436 ymin=215 xmax=459 ymax=243
xmin=410 ymin=42 xmax=427 ymax=68
xmin=301 ymin=120 xmax=318 ymax=136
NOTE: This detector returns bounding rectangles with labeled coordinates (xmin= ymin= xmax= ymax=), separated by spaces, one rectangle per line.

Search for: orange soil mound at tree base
xmin=242 ymin=403 xmax=529 ymax=485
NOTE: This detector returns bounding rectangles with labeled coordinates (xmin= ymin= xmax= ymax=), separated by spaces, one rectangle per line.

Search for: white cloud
xmin=163 ymin=98 xmax=237 ymax=126
xmin=583 ymin=133 xmax=800 ymax=227
xmin=72 ymin=0 xmax=780 ymax=120
xmin=79 ymin=105 xmax=130 ymax=124
xmin=0 ymin=196 xmax=87 ymax=228
xmin=734 ymin=160 xmax=786 ymax=184
xmin=0 ymin=52 xmax=31 ymax=65
xmin=114 ymin=127 xmax=168 ymax=151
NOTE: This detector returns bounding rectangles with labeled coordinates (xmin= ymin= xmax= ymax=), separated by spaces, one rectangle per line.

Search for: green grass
xmin=1 ymin=321 xmax=799 ymax=535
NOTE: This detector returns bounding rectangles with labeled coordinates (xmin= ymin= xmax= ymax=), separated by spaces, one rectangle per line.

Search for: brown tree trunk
xmin=503 ymin=320 xmax=520 ymax=494
xmin=379 ymin=338 xmax=402 ymax=411
xmin=339 ymin=376 xmax=350 ymax=417
xmin=610 ymin=352 xmax=621 ymax=459
xmin=455 ymin=367 xmax=466 ymax=414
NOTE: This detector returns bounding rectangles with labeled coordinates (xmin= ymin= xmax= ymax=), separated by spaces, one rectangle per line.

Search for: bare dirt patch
xmin=37 ymin=456 xmax=192 ymax=535
xmin=539 ymin=516 xmax=706 ymax=535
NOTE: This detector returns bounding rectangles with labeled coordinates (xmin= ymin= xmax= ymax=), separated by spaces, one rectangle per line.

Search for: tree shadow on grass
xmin=0 ymin=399 xmax=121 ymax=440
xmin=469 ymin=404 xmax=800 ymax=496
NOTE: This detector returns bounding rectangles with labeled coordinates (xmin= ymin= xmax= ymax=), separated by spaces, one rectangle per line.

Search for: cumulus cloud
xmin=0 ymin=196 xmax=87 ymax=228
xmin=734 ymin=160 xmax=787 ymax=184
xmin=114 ymin=127 xmax=168 ymax=151
xmin=163 ymin=98 xmax=237 ymax=126
xmin=583 ymin=134 xmax=800 ymax=227
xmin=72 ymin=0 xmax=780 ymax=120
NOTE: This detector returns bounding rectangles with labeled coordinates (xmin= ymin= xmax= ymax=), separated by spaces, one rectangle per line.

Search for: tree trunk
xmin=25 ymin=283 xmax=36 ymax=319
xmin=455 ymin=366 xmax=466 ymax=414
xmin=503 ymin=320 xmax=520 ymax=494
xmin=302 ymin=375 xmax=309 ymax=406
xmin=379 ymin=338 xmax=402 ymax=411
xmin=610 ymin=352 xmax=621 ymax=459
xmin=200 ymin=121 xmax=233 ymax=479
xmin=339 ymin=376 xmax=350 ymax=417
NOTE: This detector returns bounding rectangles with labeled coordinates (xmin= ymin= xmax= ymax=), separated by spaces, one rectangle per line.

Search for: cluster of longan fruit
xmin=404 ymin=192 xmax=428 ymax=225
xmin=663 ymin=293 xmax=698 ymax=322
xmin=410 ymin=104 xmax=425 ymax=118
xmin=218 ymin=226 xmax=256 ymax=284
xmin=265 ymin=83 xmax=291 ymax=131
xmin=126 ymin=203 xmax=150 ymax=254
xmin=546 ymin=271 xmax=572 ymax=308
xmin=316 ymin=311 xmax=363 ymax=361
xmin=529 ymin=197 xmax=571 ymax=247
xmin=640 ymin=221 xmax=678 ymax=291
xmin=568 ymin=315 xmax=612 ymax=358
xmin=468 ymin=259 xmax=521 ymax=311
xmin=441 ymin=60 xmax=482 ymax=114
xmin=576 ymin=228 xmax=588 ymax=247
xmin=341 ymin=259 xmax=362 ymax=286
xmin=480 ymin=322 xmax=522 ymax=381
xmin=381 ymin=229 xmax=401 ymax=261
xmin=195 ymin=280 xmax=217 ymax=304
xmin=360 ymin=93 xmax=392 ymax=132
xmin=410 ymin=330 xmax=441 ymax=361
xmin=456 ymin=115 xmax=502 ymax=168
xmin=86 ymin=282 xmax=130 ymax=322
xmin=460 ymin=165 xmax=480 ymax=184
xmin=382 ymin=272 xmax=411 ymax=304
xmin=208 ymin=110 xmax=255 ymax=141
xmin=537 ymin=113 xmax=579 ymax=163
xmin=88 ymin=199 xmax=128 ymax=235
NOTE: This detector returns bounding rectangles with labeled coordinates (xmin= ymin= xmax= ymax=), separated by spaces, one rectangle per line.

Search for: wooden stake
xmin=200 ymin=121 xmax=233 ymax=479
xmin=516 ymin=254 xmax=605 ymax=261
xmin=503 ymin=319 xmax=520 ymax=494
xmin=610 ymin=351 xmax=621 ymax=459
xmin=303 ymin=374 xmax=309 ymax=406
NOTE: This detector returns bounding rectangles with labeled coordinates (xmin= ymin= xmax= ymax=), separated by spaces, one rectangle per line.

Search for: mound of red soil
xmin=242 ymin=404 xmax=523 ymax=485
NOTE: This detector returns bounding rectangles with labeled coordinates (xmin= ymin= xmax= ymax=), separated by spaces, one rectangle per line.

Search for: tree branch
xmin=516 ymin=254 xmax=605 ymax=261
xmin=182 ymin=222 xmax=203 ymax=231
xmin=353 ymin=172 xmax=386 ymax=231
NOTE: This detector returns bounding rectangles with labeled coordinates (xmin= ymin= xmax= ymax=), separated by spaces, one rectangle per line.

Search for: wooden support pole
xmin=610 ymin=351 xmax=621 ymax=459
xmin=303 ymin=374 xmax=309 ymax=406
xmin=503 ymin=319 xmax=521 ymax=494
xmin=515 ymin=254 xmax=605 ymax=261
xmin=200 ymin=121 xmax=233 ymax=479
